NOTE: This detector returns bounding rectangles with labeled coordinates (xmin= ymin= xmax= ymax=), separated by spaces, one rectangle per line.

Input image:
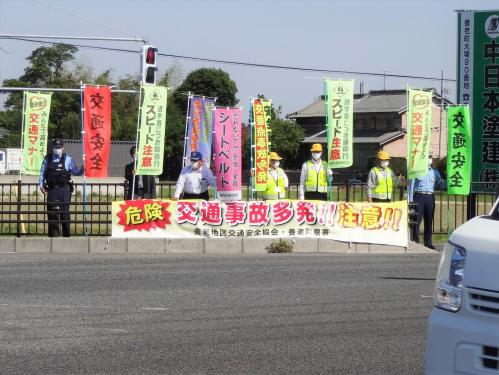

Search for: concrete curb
xmin=0 ymin=238 xmax=439 ymax=255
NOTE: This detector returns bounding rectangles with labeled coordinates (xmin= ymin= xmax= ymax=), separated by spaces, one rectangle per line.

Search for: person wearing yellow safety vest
xmin=262 ymin=152 xmax=289 ymax=200
xmin=366 ymin=150 xmax=404 ymax=202
xmin=299 ymin=143 xmax=332 ymax=201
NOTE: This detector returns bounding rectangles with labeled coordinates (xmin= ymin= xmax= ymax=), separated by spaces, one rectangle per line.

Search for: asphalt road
xmin=0 ymin=253 xmax=440 ymax=375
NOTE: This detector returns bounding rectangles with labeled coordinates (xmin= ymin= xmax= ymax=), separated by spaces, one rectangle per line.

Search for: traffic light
xmin=141 ymin=45 xmax=158 ymax=84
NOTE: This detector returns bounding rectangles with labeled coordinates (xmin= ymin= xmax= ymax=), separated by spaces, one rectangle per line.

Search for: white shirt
xmin=298 ymin=159 xmax=333 ymax=200
xmin=269 ymin=169 xmax=289 ymax=188
xmin=268 ymin=168 xmax=289 ymax=198
xmin=174 ymin=165 xmax=216 ymax=198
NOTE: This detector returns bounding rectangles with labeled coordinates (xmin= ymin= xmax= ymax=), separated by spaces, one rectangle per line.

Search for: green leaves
xmin=268 ymin=119 xmax=304 ymax=169
xmin=21 ymin=44 xmax=78 ymax=85
xmin=173 ymin=68 xmax=238 ymax=112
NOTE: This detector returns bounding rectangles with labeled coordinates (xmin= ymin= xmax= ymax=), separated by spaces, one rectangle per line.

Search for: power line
xmin=31 ymin=0 xmax=143 ymax=40
xmin=160 ymin=53 xmax=456 ymax=82
xmin=0 ymin=36 xmax=457 ymax=82
xmin=1 ymin=37 xmax=139 ymax=54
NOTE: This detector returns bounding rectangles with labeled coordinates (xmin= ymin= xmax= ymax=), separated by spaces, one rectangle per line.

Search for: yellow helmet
xmin=269 ymin=151 xmax=283 ymax=160
xmin=310 ymin=143 xmax=323 ymax=152
xmin=376 ymin=150 xmax=391 ymax=160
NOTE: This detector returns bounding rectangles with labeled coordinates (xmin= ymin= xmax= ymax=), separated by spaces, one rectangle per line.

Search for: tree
xmin=1 ymin=45 xmax=82 ymax=146
xmin=158 ymin=62 xmax=184 ymax=90
xmin=268 ymin=119 xmax=304 ymax=170
xmin=163 ymin=96 xmax=186 ymax=179
xmin=173 ymin=68 xmax=238 ymax=112
xmin=0 ymin=109 xmax=21 ymax=148
xmin=257 ymin=93 xmax=282 ymax=120
xmin=20 ymin=44 xmax=78 ymax=86
xmin=111 ymin=75 xmax=140 ymax=141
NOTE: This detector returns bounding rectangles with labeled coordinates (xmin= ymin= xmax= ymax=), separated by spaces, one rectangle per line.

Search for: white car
xmin=426 ymin=196 xmax=499 ymax=374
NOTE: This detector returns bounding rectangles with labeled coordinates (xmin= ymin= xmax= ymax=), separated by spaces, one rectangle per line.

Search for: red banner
xmin=83 ymin=86 xmax=112 ymax=178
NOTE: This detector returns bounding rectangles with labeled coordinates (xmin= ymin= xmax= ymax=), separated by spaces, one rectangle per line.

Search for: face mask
xmin=272 ymin=161 xmax=280 ymax=168
xmin=53 ymin=148 xmax=63 ymax=156
xmin=380 ymin=161 xmax=389 ymax=168
xmin=312 ymin=152 xmax=322 ymax=160
xmin=428 ymin=158 xmax=433 ymax=166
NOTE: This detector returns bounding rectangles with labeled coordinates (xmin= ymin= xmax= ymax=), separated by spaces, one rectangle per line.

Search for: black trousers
xmin=304 ymin=191 xmax=328 ymax=201
xmin=412 ymin=193 xmax=435 ymax=246
xmin=47 ymin=186 xmax=71 ymax=237
xmin=182 ymin=191 xmax=209 ymax=200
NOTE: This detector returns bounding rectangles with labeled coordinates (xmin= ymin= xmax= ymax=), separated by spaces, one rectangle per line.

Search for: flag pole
xmin=324 ymin=79 xmax=333 ymax=202
xmin=212 ymin=98 xmax=218 ymax=199
xmin=447 ymin=193 xmax=451 ymax=239
xmin=249 ymin=98 xmax=255 ymax=200
xmin=131 ymin=82 xmax=143 ymax=200
xmin=211 ymin=104 xmax=217 ymax=200
xmin=16 ymin=90 xmax=27 ymax=235
xmin=80 ymin=82 xmax=88 ymax=237
xmin=19 ymin=90 xmax=26 ymax=182
xmin=182 ymin=92 xmax=192 ymax=169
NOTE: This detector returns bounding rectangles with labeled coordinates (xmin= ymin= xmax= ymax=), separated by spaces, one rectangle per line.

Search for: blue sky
xmin=1 ymin=0 xmax=498 ymax=115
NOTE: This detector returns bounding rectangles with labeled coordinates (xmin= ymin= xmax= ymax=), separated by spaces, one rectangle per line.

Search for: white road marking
xmin=0 ymin=302 xmax=171 ymax=311
xmin=0 ymin=303 xmax=98 ymax=309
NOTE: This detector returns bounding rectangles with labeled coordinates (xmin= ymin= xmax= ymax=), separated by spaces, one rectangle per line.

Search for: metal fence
xmin=0 ymin=181 xmax=497 ymax=237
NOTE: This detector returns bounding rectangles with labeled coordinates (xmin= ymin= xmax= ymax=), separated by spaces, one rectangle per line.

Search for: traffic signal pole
xmin=0 ymin=33 xmax=149 ymax=85
xmin=0 ymin=87 xmax=137 ymax=94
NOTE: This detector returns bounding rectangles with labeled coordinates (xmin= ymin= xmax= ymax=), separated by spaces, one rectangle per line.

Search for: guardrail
xmin=0 ymin=181 xmax=497 ymax=237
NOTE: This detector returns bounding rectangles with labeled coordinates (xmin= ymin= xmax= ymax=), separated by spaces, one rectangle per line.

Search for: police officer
xmin=299 ymin=144 xmax=332 ymax=201
xmin=366 ymin=150 xmax=403 ymax=202
xmin=262 ymin=152 xmax=289 ymax=200
xmin=124 ymin=146 xmax=156 ymax=199
xmin=172 ymin=151 xmax=216 ymax=200
xmin=408 ymin=151 xmax=447 ymax=249
xmin=39 ymin=139 xmax=83 ymax=237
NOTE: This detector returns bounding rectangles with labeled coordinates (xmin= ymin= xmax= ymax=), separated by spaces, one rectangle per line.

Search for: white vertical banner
xmin=457 ymin=11 xmax=474 ymax=110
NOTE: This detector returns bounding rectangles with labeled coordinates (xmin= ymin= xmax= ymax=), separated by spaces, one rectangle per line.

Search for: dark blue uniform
xmin=408 ymin=168 xmax=446 ymax=247
xmin=39 ymin=153 xmax=82 ymax=237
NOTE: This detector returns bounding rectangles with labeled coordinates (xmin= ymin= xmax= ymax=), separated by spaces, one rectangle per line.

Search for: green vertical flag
xmin=457 ymin=10 xmax=499 ymax=192
xmin=447 ymin=105 xmax=471 ymax=195
xmin=22 ymin=91 xmax=52 ymax=175
xmin=407 ymin=88 xmax=433 ymax=179
xmin=262 ymin=99 xmax=272 ymax=124
xmin=136 ymin=84 xmax=168 ymax=175
xmin=325 ymin=79 xmax=354 ymax=168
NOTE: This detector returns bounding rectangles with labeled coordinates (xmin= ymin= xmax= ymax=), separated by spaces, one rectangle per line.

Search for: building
xmin=287 ymin=89 xmax=452 ymax=178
